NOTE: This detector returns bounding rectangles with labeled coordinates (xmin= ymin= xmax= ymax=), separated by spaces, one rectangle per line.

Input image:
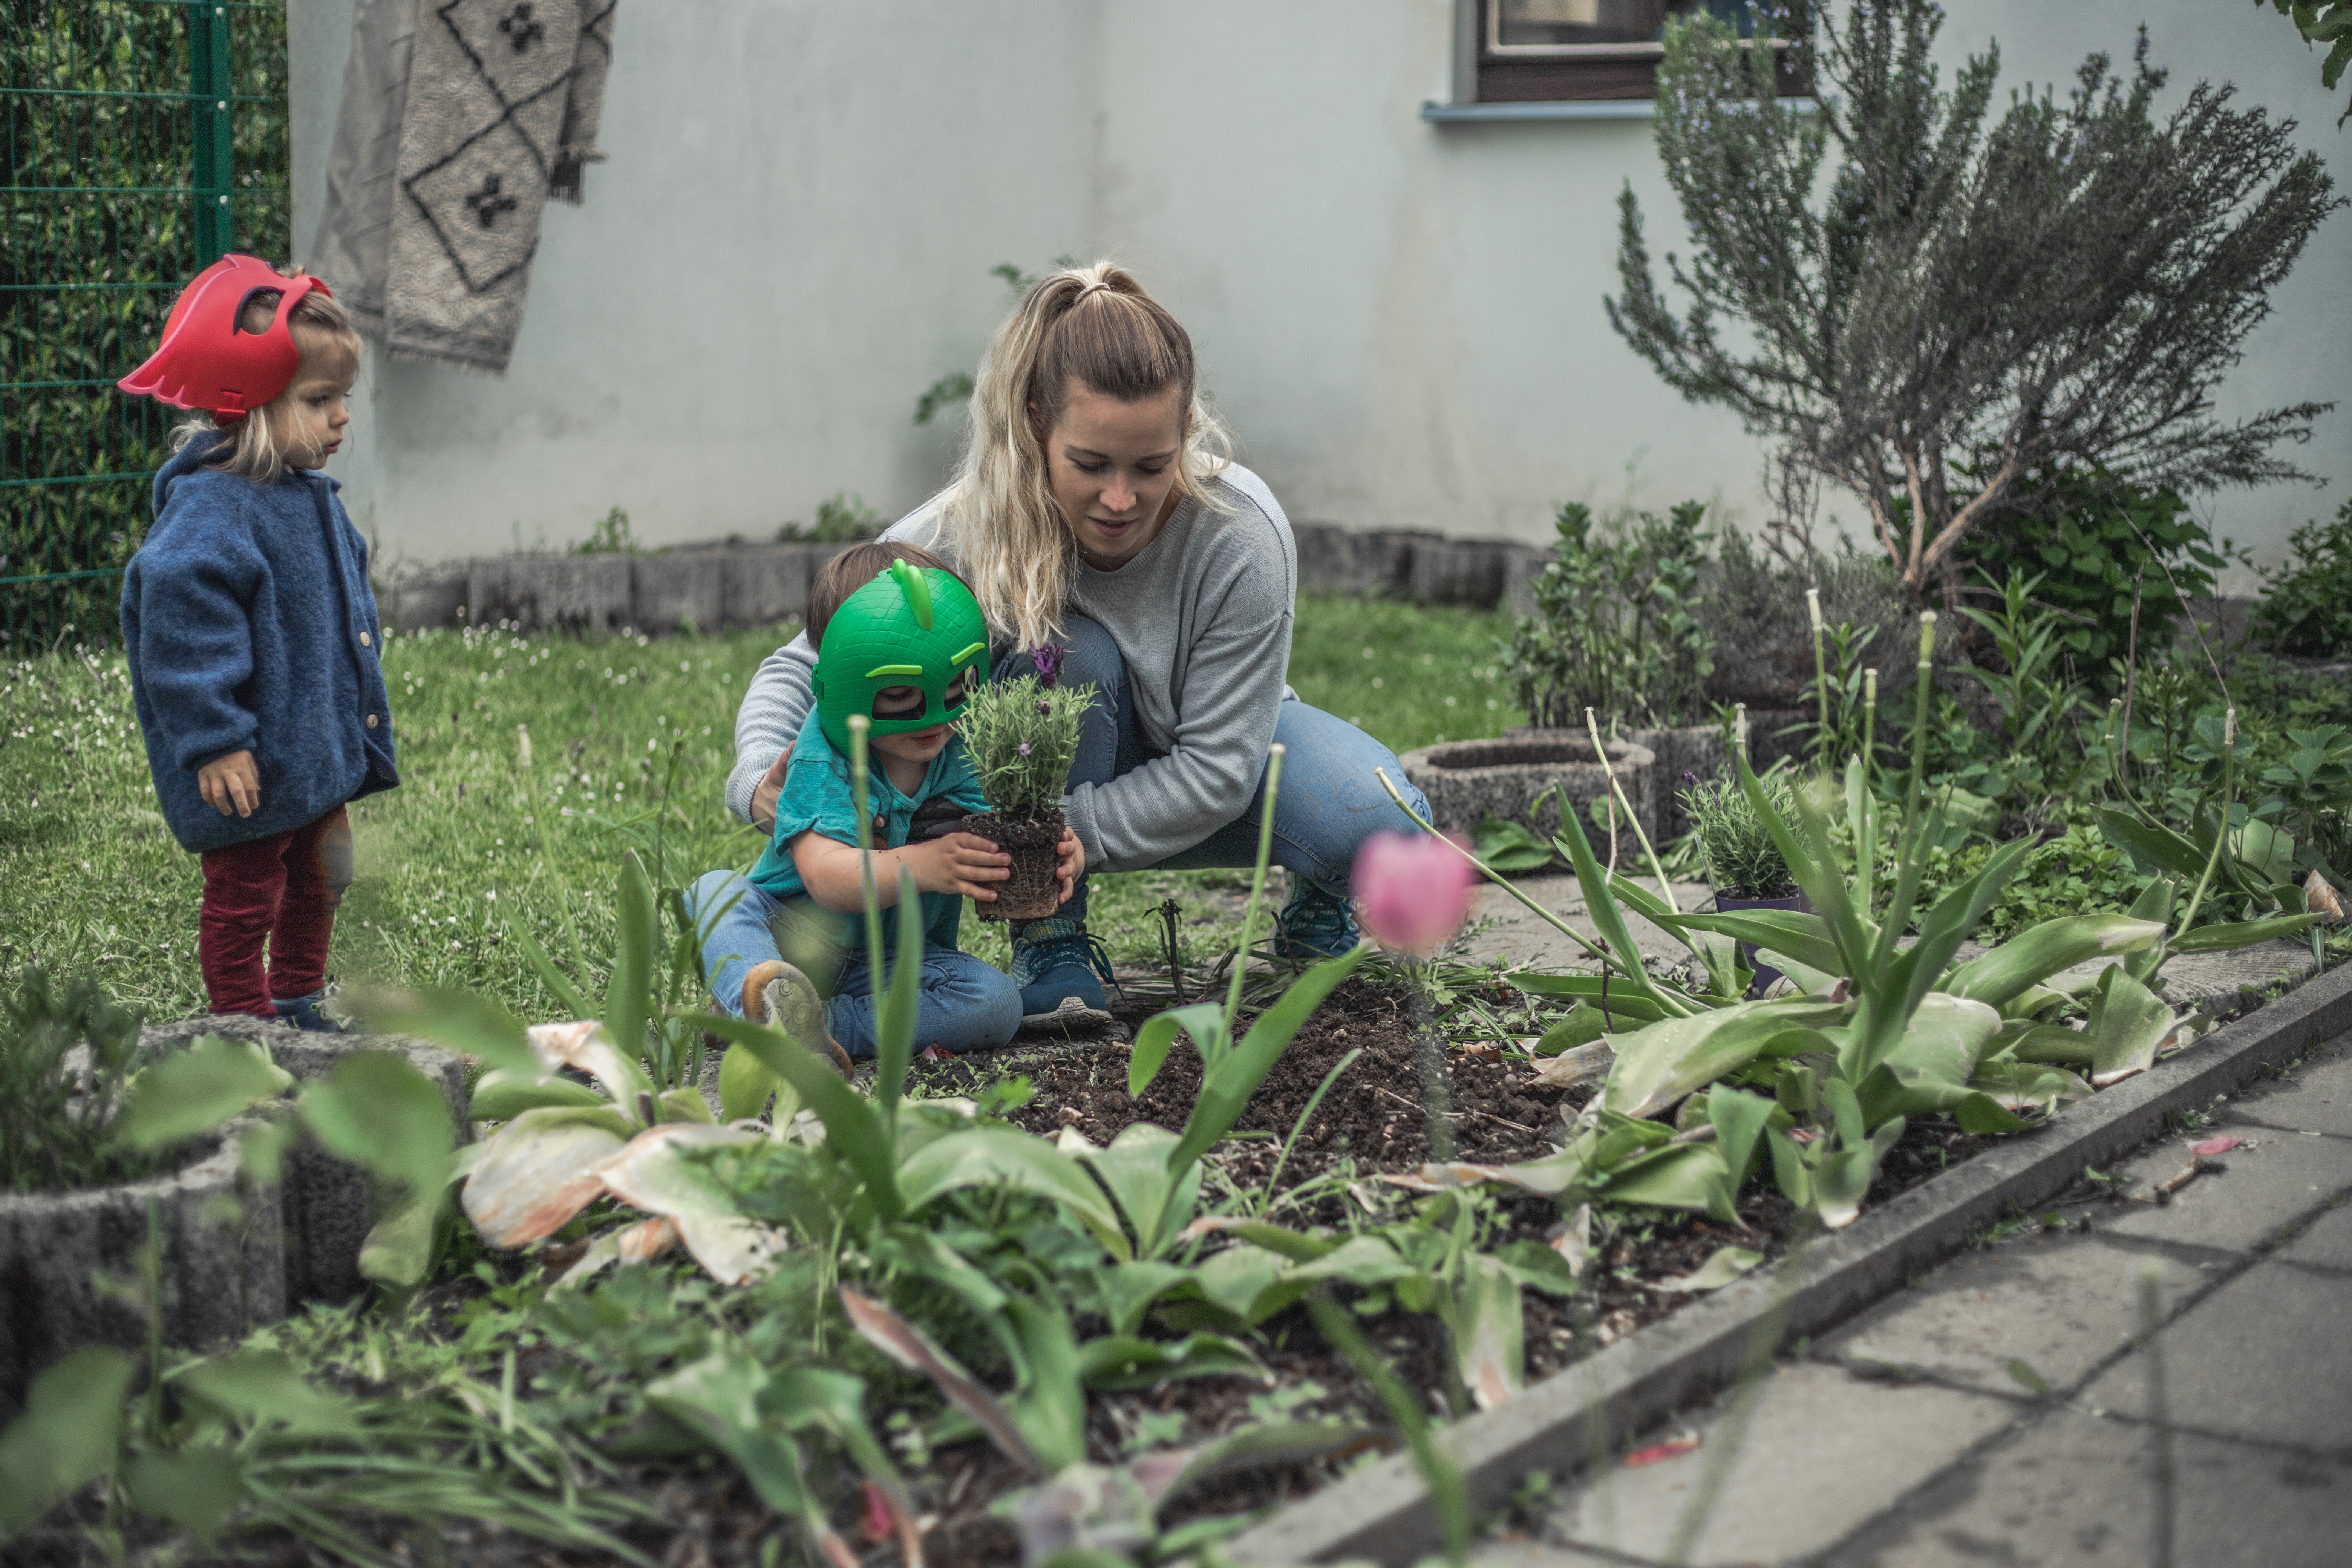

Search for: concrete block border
xmin=375 ymin=527 xmax=1547 ymax=635
xmin=1228 ymin=956 xmax=2352 ymax=1566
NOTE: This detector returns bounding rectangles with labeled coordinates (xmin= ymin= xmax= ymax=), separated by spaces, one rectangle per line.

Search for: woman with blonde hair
xmin=711 ymin=262 xmax=1428 ymax=1029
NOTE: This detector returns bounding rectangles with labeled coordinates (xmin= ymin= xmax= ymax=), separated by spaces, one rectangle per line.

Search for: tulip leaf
xmin=1943 ymin=914 xmax=2168 ymax=1006
xmin=899 ymin=1125 xmax=1132 ymax=1262
xmin=1129 ymin=1002 xmax=1229 ymax=1100
xmin=2168 ymin=913 xmax=2324 ymax=953
xmin=0 ymin=1346 xmax=132 ymax=1538
xmin=115 ymin=1034 xmax=293 ymax=1151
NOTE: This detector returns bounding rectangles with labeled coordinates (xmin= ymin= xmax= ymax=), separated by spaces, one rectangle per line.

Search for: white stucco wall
xmin=290 ymin=1 xmax=2349 ymax=585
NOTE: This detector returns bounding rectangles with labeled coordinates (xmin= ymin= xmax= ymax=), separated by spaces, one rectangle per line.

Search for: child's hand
xmin=198 ymin=749 xmax=260 ymax=818
xmin=900 ymin=831 xmax=1011 ymax=900
xmin=1055 ymin=827 xmax=1084 ymax=904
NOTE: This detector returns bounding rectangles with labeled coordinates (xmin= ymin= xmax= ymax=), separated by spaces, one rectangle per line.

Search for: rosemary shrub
xmin=958 ymin=675 xmax=1091 ymax=820
xmin=1681 ymin=772 xmax=1799 ymax=899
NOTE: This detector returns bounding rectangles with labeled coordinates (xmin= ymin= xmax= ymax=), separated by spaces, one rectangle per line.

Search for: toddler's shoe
xmin=1009 ymin=917 xmax=1117 ymax=1031
xmin=272 ymin=988 xmax=352 ymax=1034
xmin=741 ymin=960 xmax=854 ymax=1076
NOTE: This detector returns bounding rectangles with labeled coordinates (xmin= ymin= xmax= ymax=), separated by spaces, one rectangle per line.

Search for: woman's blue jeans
xmin=685 ymin=870 xmax=1021 ymax=1057
xmin=998 ymin=615 xmax=1429 ymax=925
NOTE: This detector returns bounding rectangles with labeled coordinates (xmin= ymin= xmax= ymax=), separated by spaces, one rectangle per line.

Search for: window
xmin=1456 ymin=0 xmax=1801 ymax=106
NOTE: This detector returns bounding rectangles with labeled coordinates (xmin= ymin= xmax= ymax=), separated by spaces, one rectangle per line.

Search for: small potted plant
xmin=957 ymin=669 xmax=1092 ymax=921
xmin=1680 ymin=770 xmax=1806 ymax=994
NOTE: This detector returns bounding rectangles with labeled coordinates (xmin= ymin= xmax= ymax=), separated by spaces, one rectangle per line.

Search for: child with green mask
xmin=688 ymin=543 xmax=1080 ymax=1060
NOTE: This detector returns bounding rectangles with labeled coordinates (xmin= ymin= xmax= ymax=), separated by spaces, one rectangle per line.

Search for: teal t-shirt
xmin=747 ymin=724 xmax=988 ymax=954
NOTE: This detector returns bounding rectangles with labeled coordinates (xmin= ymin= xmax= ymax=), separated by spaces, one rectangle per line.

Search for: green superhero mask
xmin=811 ymin=559 xmax=990 ymax=755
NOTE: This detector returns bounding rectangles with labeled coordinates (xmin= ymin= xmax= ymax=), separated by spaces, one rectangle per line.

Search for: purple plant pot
xmin=1713 ymin=890 xmax=1809 ymax=997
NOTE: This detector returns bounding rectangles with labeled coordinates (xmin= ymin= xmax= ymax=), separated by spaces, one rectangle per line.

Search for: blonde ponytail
xmin=938 ymin=260 xmax=1230 ymax=652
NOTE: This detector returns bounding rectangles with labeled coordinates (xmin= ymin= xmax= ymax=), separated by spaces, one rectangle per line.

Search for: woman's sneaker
xmin=741 ymin=960 xmax=854 ymax=1075
xmin=1009 ymin=917 xmax=1117 ymax=1031
xmin=1274 ymin=886 xmax=1360 ymax=965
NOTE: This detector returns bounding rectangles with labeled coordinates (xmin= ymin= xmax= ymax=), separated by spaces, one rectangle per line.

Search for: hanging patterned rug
xmin=315 ymin=0 xmax=617 ymax=375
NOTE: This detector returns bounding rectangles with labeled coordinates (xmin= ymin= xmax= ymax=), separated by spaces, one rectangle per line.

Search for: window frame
xmin=1453 ymin=0 xmax=1805 ymax=107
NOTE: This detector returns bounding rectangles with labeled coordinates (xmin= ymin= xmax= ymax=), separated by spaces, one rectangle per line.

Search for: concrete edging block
xmin=467 ymin=553 xmax=632 ymax=635
xmin=632 ymin=553 xmax=726 ymax=636
xmin=135 ymin=1017 xmax=469 ymax=1306
xmin=1228 ymin=957 xmax=2352 ymax=1566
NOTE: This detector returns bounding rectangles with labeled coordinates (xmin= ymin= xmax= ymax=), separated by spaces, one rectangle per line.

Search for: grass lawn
xmin=0 ymin=592 xmax=1511 ymax=1024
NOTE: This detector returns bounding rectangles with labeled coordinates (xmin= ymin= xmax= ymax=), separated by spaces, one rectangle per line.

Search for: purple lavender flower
xmin=1030 ymin=642 xmax=1064 ymax=688
xmin=1017 ymin=742 xmax=1033 ymax=757
xmin=1037 ymin=700 xmax=1052 ymax=715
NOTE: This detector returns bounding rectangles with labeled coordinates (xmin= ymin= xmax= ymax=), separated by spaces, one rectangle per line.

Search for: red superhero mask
xmin=117 ymin=253 xmax=332 ymax=417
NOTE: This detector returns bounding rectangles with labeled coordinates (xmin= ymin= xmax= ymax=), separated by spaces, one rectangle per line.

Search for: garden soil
xmin=20 ymin=983 xmax=1994 ymax=1568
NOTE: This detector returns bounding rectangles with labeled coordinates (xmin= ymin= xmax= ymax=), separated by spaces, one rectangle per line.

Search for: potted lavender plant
xmin=1681 ymin=770 xmax=1806 ymax=994
xmin=957 ymin=670 xmax=1093 ymax=921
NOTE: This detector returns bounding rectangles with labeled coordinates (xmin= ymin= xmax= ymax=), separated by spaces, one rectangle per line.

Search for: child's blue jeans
xmin=686 ymin=870 xmax=1021 ymax=1057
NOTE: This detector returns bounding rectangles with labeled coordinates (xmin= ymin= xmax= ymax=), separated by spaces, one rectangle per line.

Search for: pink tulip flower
xmin=1353 ymin=831 xmax=1478 ymax=957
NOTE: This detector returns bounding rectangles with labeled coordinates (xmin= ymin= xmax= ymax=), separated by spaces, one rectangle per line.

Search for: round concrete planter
xmin=1401 ymin=733 xmax=1655 ymax=861
xmin=1504 ymin=723 xmax=1730 ymax=844
xmin=0 ymin=1123 xmax=283 ymax=1416
xmin=134 ymin=1015 xmax=468 ymax=1306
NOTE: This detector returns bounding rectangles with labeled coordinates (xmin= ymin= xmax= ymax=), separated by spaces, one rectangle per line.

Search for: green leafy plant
xmin=2251 ymin=498 xmax=2352 ymax=657
xmin=1683 ymin=772 xmax=1798 ymax=898
xmin=1507 ymin=499 xmax=1716 ymax=731
xmin=569 ymin=506 xmax=636 ymax=556
xmin=1611 ymin=2 xmax=2342 ymax=596
xmin=2252 ymin=0 xmax=2352 ymax=124
xmin=958 ymin=672 xmax=1092 ymax=821
xmin=1957 ymin=468 xmax=2232 ymax=686
xmin=0 ymin=969 xmax=155 ymax=1192
xmin=781 ymin=490 xmax=884 ymax=544
xmin=1950 ymin=570 xmax=2087 ymax=804
xmin=912 ymin=259 xmax=1073 ymax=426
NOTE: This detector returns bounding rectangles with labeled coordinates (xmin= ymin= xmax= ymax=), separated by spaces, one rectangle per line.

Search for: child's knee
xmin=686 ymin=868 xmax=743 ymax=915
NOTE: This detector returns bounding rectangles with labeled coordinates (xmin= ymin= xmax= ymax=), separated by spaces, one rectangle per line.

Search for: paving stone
xmin=2220 ymin=1040 xmax=2352 ymax=1139
xmin=2093 ymin=1128 xmax=2352 ymax=1254
xmin=1470 ymin=1539 xmax=1628 ymax=1568
xmin=1816 ymin=1234 xmax=2205 ymax=1398
xmin=1825 ymin=1406 xmax=2352 ymax=1567
xmin=2078 ymin=1261 xmax=2352 ymax=1452
xmin=2045 ymin=942 xmax=2317 ymax=1009
xmin=2277 ymin=1196 xmax=2352 ymax=1271
xmin=1544 ymin=1363 xmax=2017 ymax=1566
xmin=1461 ymin=875 xmax=1711 ymax=977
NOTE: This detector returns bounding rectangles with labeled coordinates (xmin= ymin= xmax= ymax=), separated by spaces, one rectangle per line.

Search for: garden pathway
xmin=1477 ymin=1032 xmax=2352 ymax=1567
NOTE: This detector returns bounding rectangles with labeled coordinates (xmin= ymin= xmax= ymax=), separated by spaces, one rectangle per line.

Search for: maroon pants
xmin=198 ymin=805 xmax=352 ymax=1018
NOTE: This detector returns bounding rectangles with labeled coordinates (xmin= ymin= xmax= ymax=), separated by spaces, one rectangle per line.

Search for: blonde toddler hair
xmin=167 ymin=277 xmax=363 ymax=485
xmin=936 ymin=260 xmax=1231 ymax=652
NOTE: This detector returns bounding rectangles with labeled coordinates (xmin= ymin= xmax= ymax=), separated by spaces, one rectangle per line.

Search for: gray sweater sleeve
xmin=724 ymin=630 xmax=818 ymax=824
xmin=723 ymin=510 xmax=949 ymax=824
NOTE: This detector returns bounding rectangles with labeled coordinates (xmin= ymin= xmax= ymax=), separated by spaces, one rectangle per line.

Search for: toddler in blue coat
xmin=116 ymin=256 xmax=397 ymax=1028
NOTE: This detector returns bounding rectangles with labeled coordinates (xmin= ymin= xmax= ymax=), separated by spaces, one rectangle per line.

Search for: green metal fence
xmin=1 ymin=0 xmax=289 ymax=653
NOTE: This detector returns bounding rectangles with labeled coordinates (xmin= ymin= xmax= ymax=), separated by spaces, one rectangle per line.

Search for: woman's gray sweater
xmin=723 ymin=464 xmax=1298 ymax=875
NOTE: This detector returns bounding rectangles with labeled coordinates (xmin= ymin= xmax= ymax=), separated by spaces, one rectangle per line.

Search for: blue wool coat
xmin=121 ymin=436 xmax=398 ymax=853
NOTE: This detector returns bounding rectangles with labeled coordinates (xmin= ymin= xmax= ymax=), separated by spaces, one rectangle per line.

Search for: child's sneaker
xmin=741 ymin=960 xmax=853 ymax=1076
xmin=1009 ymin=917 xmax=1117 ymax=1031
xmin=272 ymin=987 xmax=351 ymax=1033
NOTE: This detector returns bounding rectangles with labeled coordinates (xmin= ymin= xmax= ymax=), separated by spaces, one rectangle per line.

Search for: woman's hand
xmin=900 ymin=831 xmax=1013 ymax=900
xmin=1055 ymin=827 xmax=1084 ymax=904
xmin=750 ymin=746 xmax=792 ymax=834
xmin=198 ymin=749 xmax=260 ymax=818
